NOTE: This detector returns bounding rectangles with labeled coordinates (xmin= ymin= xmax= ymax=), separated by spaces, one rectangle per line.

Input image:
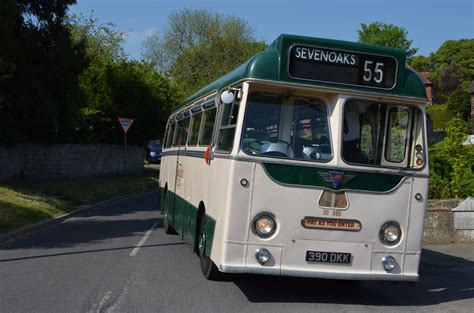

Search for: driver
xmin=343 ymin=103 xmax=368 ymax=163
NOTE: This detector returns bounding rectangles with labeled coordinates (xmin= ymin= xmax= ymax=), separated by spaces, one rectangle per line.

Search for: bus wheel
xmin=198 ymin=216 xmax=220 ymax=280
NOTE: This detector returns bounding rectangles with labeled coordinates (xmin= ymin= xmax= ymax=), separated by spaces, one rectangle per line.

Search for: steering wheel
xmin=243 ymin=139 xmax=268 ymax=155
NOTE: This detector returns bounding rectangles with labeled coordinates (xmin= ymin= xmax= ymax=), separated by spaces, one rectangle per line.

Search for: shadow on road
xmin=0 ymin=193 xmax=163 ymax=250
xmin=232 ymin=248 xmax=474 ymax=307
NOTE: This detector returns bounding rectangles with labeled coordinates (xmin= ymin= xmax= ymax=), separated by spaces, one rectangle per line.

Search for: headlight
xmin=150 ymin=152 xmax=157 ymax=156
xmin=380 ymin=222 xmax=402 ymax=246
xmin=252 ymin=214 xmax=276 ymax=238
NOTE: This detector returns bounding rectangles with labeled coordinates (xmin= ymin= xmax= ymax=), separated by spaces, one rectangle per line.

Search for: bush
xmin=447 ymin=88 xmax=470 ymax=121
xmin=426 ymin=104 xmax=453 ymax=131
xmin=428 ymin=116 xmax=474 ymax=199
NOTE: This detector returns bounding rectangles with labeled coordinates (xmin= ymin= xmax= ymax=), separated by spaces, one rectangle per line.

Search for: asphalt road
xmin=1 ymin=191 xmax=473 ymax=313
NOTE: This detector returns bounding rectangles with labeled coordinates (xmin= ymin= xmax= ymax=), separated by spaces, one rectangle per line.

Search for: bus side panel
xmin=204 ymin=157 xmax=236 ymax=268
xmin=159 ymin=152 xmax=178 ymax=228
xmin=404 ymin=177 xmax=429 ymax=275
xmin=406 ymin=177 xmax=429 ymax=251
xmin=213 ymin=159 xmax=256 ymax=269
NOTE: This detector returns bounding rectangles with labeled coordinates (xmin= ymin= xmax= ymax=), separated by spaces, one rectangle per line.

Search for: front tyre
xmin=198 ymin=216 xmax=220 ymax=280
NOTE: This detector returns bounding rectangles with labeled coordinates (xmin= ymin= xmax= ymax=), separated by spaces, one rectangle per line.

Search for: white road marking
xmin=95 ymin=291 xmax=112 ymax=313
xmin=129 ymin=223 xmax=157 ymax=256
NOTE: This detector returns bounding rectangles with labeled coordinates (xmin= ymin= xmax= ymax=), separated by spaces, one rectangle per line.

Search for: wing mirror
xmin=220 ymin=90 xmax=235 ymax=104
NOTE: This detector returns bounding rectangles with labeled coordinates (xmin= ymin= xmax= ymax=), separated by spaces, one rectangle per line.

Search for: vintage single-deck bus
xmin=159 ymin=34 xmax=428 ymax=281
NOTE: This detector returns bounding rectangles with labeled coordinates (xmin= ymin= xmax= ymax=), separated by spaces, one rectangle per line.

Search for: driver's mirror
xmin=220 ymin=90 xmax=235 ymax=104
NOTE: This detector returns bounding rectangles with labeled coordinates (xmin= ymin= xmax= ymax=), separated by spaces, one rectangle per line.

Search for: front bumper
xmin=218 ymin=240 xmax=420 ymax=282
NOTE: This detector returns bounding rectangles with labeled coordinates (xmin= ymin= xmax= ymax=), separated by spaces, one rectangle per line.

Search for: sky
xmin=69 ymin=0 xmax=473 ymax=60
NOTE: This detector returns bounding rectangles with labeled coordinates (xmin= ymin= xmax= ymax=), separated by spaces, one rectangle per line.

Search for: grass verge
xmin=0 ymin=171 xmax=159 ymax=235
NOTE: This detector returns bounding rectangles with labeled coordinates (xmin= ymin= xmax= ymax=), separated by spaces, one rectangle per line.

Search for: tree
xmin=171 ymin=36 xmax=266 ymax=97
xmin=142 ymin=9 xmax=266 ymax=99
xmin=447 ymin=88 xmax=470 ymax=120
xmin=79 ymin=60 xmax=176 ymax=145
xmin=434 ymin=39 xmax=474 ymax=83
xmin=68 ymin=13 xmax=126 ymax=65
xmin=71 ymin=15 xmax=176 ymax=145
xmin=0 ymin=0 xmax=86 ymax=144
xmin=357 ymin=22 xmax=418 ymax=60
xmin=410 ymin=54 xmax=435 ymax=72
xmin=428 ymin=39 xmax=474 ymax=105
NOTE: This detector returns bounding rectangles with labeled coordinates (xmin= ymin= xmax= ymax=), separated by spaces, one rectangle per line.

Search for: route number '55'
xmin=363 ymin=61 xmax=384 ymax=84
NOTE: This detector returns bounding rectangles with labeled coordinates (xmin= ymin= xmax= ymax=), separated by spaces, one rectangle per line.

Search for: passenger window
xmin=385 ymin=108 xmax=410 ymax=163
xmin=188 ymin=113 xmax=202 ymax=146
xmin=173 ymin=118 xmax=190 ymax=146
xmin=166 ymin=123 xmax=175 ymax=148
xmin=199 ymin=109 xmax=216 ymax=146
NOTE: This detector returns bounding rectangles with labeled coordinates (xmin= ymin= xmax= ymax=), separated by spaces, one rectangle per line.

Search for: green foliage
xmin=171 ymin=37 xmax=267 ymax=97
xmin=142 ymin=8 xmax=267 ymax=100
xmin=422 ymin=39 xmax=474 ymax=106
xmin=447 ymin=88 xmax=470 ymax=120
xmin=68 ymin=13 xmax=126 ymax=65
xmin=357 ymin=22 xmax=418 ymax=60
xmin=426 ymin=104 xmax=453 ymax=130
xmin=410 ymin=54 xmax=435 ymax=72
xmin=434 ymin=39 xmax=474 ymax=82
xmin=429 ymin=116 xmax=474 ymax=198
xmin=67 ymin=13 xmax=177 ymax=145
xmin=0 ymin=0 xmax=86 ymax=144
xmin=79 ymin=60 xmax=176 ymax=145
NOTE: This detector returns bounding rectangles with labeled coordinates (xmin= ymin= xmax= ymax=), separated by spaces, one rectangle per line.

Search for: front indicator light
xmin=252 ymin=214 xmax=276 ymax=238
xmin=382 ymin=255 xmax=397 ymax=271
xmin=380 ymin=222 xmax=402 ymax=246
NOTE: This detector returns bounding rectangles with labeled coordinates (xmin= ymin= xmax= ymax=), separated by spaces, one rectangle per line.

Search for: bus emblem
xmin=319 ymin=171 xmax=354 ymax=188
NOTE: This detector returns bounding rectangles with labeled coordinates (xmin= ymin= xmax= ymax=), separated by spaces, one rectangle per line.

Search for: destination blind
xmin=288 ymin=45 xmax=397 ymax=89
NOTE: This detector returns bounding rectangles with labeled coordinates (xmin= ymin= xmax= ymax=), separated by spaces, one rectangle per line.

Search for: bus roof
xmin=174 ymin=34 xmax=426 ymax=111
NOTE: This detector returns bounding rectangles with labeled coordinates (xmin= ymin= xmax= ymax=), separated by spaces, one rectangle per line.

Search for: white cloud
xmin=124 ymin=27 xmax=159 ymax=45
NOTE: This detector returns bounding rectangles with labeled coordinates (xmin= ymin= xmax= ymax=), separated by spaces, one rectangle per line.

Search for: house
xmin=418 ymin=72 xmax=433 ymax=105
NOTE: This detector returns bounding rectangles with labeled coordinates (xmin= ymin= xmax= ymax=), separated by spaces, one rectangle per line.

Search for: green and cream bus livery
xmin=159 ymin=34 xmax=428 ymax=281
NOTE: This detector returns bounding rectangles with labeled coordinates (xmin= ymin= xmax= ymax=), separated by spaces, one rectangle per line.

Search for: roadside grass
xmin=0 ymin=171 xmax=159 ymax=234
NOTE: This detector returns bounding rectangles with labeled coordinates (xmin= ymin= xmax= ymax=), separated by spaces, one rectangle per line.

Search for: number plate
xmin=306 ymin=251 xmax=351 ymax=264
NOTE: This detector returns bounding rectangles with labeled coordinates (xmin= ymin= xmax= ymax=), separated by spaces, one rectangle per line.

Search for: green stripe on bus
xmin=162 ymin=188 xmax=216 ymax=256
xmin=262 ymin=163 xmax=405 ymax=193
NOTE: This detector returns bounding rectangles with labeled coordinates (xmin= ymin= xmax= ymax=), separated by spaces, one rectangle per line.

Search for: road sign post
xmin=118 ymin=117 xmax=135 ymax=174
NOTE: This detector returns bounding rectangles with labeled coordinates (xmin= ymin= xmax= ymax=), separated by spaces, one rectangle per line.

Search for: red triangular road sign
xmin=118 ymin=117 xmax=135 ymax=134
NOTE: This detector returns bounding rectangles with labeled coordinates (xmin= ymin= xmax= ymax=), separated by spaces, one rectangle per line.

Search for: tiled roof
xmin=418 ymin=72 xmax=432 ymax=85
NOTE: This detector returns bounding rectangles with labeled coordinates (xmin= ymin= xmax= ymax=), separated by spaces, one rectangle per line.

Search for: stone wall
xmin=0 ymin=144 xmax=144 ymax=181
xmin=424 ymin=199 xmax=474 ymax=244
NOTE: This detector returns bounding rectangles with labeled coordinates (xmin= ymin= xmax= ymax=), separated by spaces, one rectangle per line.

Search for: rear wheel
xmin=198 ymin=216 xmax=220 ymax=280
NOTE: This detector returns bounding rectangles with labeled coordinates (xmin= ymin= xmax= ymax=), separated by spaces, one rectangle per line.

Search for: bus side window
xmin=217 ymin=93 xmax=240 ymax=152
xmin=199 ymin=108 xmax=217 ymax=146
xmin=188 ymin=112 xmax=203 ymax=146
xmin=175 ymin=118 xmax=190 ymax=146
xmin=166 ymin=123 xmax=175 ymax=148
